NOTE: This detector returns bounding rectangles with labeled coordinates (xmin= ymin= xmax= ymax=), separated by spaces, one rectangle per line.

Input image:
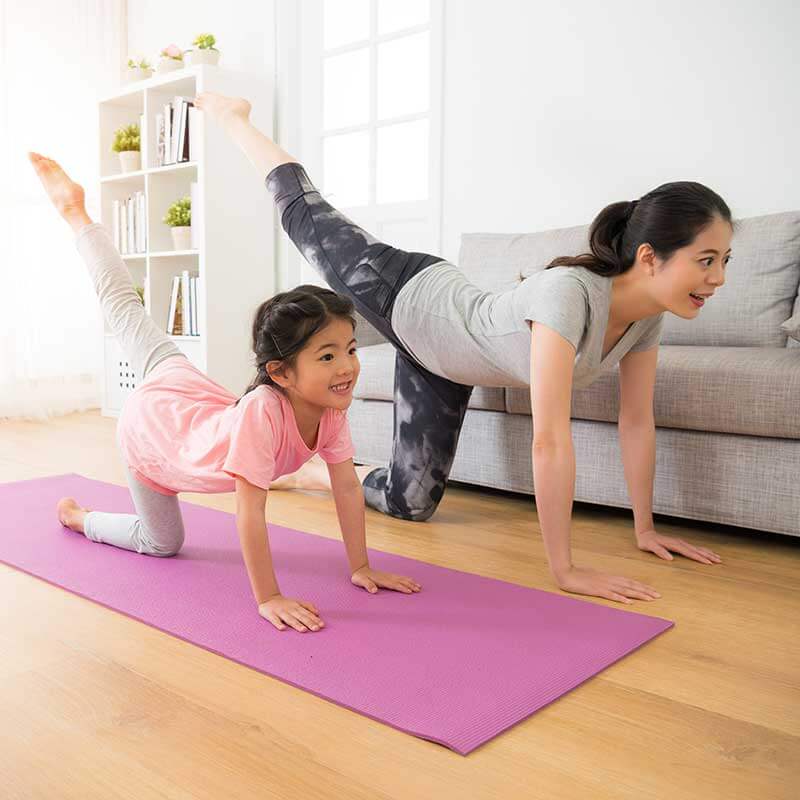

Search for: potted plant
xmin=163 ymin=196 xmax=192 ymax=250
xmin=184 ymin=33 xmax=220 ymax=66
xmin=157 ymin=44 xmax=184 ymax=74
xmin=112 ymin=123 xmax=141 ymax=172
xmin=126 ymin=56 xmax=153 ymax=81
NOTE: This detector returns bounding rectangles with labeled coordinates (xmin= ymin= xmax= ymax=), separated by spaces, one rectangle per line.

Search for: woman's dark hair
xmin=544 ymin=180 xmax=735 ymax=276
xmin=236 ymin=284 xmax=356 ymax=405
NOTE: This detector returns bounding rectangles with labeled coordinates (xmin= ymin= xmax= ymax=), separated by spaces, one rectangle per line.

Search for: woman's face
xmin=275 ymin=317 xmax=360 ymax=411
xmin=653 ymin=215 xmax=733 ymax=319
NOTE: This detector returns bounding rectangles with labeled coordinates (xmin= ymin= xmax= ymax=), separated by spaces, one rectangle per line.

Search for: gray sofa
xmin=348 ymin=210 xmax=800 ymax=538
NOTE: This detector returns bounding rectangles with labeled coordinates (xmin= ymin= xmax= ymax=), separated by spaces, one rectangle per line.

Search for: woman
xmin=194 ymin=92 xmax=725 ymax=605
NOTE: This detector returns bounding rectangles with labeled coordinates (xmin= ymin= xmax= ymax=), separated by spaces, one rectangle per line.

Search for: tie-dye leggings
xmin=265 ymin=161 xmax=474 ymax=522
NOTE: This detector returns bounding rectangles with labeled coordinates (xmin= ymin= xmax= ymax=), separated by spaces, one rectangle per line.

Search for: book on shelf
xmin=112 ymin=190 xmax=146 ymax=254
xmin=158 ymin=96 xmax=195 ymax=167
xmin=155 ymin=112 xmax=165 ymax=167
xmin=166 ymin=270 xmax=200 ymax=336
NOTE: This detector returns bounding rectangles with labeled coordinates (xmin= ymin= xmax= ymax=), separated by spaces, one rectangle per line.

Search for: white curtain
xmin=0 ymin=0 xmax=126 ymax=420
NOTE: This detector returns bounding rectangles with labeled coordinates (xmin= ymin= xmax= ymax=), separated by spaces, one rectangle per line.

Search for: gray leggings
xmin=75 ymin=222 xmax=187 ymax=557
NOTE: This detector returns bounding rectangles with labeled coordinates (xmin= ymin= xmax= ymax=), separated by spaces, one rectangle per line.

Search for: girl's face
xmin=273 ymin=317 xmax=360 ymax=411
xmin=650 ymin=215 xmax=732 ymax=318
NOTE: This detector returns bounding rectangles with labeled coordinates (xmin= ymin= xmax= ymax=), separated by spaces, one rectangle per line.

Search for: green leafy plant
xmin=163 ymin=196 xmax=191 ymax=227
xmin=190 ymin=33 xmax=217 ymax=51
xmin=112 ymin=123 xmax=140 ymax=153
xmin=134 ymin=285 xmax=145 ymax=305
xmin=127 ymin=57 xmax=152 ymax=69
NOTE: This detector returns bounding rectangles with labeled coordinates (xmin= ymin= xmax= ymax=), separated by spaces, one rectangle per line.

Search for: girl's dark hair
xmin=236 ymin=284 xmax=356 ymax=405
xmin=544 ymin=181 xmax=735 ymax=276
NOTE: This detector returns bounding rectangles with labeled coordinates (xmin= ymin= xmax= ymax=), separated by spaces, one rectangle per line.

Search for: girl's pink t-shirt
xmin=116 ymin=357 xmax=355 ymax=496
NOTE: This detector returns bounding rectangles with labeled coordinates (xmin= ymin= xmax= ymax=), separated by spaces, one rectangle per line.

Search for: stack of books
xmin=167 ymin=269 xmax=200 ymax=336
xmin=112 ymin=191 xmax=146 ymax=254
xmin=155 ymin=96 xmax=197 ymax=167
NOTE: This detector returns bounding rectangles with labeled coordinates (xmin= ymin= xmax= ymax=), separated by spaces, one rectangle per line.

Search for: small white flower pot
xmin=156 ymin=57 xmax=182 ymax=74
xmin=185 ymin=49 xmax=220 ymax=66
xmin=118 ymin=151 xmax=141 ymax=173
xmin=127 ymin=67 xmax=153 ymax=82
xmin=171 ymin=226 xmax=192 ymax=250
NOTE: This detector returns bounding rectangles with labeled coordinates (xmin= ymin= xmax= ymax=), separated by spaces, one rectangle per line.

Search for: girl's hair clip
xmin=270 ymin=333 xmax=283 ymax=357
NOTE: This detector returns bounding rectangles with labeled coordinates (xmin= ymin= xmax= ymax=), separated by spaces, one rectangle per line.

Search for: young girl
xmin=191 ymin=92 xmax=724 ymax=607
xmin=28 ymin=152 xmax=421 ymax=634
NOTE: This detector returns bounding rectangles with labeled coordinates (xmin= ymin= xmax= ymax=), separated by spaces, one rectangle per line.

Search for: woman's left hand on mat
xmin=635 ymin=528 xmax=722 ymax=564
xmin=351 ymin=566 xmax=422 ymax=594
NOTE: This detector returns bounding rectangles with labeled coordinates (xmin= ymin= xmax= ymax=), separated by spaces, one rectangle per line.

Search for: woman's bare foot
xmin=56 ymin=497 xmax=91 ymax=534
xmin=193 ymin=92 xmax=251 ymax=131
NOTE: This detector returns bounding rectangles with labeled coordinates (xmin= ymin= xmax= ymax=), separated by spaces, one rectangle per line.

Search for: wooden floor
xmin=1 ymin=409 xmax=798 ymax=799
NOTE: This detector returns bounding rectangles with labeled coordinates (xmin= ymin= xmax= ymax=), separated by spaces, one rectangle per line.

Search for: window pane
xmin=324 ymin=0 xmax=370 ymax=50
xmin=323 ymin=48 xmax=370 ymax=130
xmin=376 ymin=119 xmax=429 ymax=203
xmin=377 ymin=0 xmax=429 ymax=34
xmin=324 ymin=131 xmax=370 ymax=207
xmin=377 ymin=31 xmax=429 ymax=120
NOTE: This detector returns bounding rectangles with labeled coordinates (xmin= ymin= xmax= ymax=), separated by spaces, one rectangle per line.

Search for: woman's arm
xmin=529 ymin=323 xmax=661 ymax=604
xmin=193 ymin=93 xmax=298 ymax=178
xmin=529 ymin=323 xmax=578 ymax=579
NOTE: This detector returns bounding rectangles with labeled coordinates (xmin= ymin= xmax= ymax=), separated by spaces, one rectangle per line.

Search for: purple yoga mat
xmin=1 ymin=474 xmax=673 ymax=754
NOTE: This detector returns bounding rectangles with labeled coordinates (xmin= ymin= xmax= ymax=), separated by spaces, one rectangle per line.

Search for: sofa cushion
xmin=353 ymin=343 xmax=506 ymax=412
xmin=458 ymin=210 xmax=800 ymax=349
xmin=505 ymin=345 xmax=800 ymax=439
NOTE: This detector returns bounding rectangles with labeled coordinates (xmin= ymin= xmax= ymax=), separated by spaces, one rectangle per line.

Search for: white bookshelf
xmin=97 ymin=64 xmax=275 ymax=417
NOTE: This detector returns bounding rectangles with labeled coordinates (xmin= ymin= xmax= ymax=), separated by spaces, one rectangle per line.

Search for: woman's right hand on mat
xmin=258 ymin=595 xmax=325 ymax=632
xmin=554 ymin=565 xmax=661 ymax=604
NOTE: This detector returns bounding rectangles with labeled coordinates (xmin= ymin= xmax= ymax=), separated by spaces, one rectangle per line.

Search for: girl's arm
xmin=233 ymin=475 xmax=281 ymax=604
xmin=328 ymin=459 xmax=422 ymax=595
xmin=193 ymin=93 xmax=298 ymax=178
xmin=327 ymin=459 xmax=369 ymax=574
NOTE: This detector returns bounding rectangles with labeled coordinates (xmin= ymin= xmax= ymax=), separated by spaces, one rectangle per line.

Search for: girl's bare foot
xmin=56 ymin=497 xmax=91 ymax=534
xmin=193 ymin=92 xmax=251 ymax=131
xmin=27 ymin=152 xmax=88 ymax=224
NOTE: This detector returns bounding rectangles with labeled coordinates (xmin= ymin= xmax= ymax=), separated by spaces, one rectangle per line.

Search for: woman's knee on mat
xmin=362 ymin=467 xmax=442 ymax=522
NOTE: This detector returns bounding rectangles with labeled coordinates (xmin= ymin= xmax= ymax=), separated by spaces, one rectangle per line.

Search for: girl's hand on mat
xmin=555 ymin=565 xmax=661 ymax=605
xmin=351 ymin=566 xmax=422 ymax=595
xmin=258 ymin=595 xmax=325 ymax=632
xmin=635 ymin=528 xmax=722 ymax=565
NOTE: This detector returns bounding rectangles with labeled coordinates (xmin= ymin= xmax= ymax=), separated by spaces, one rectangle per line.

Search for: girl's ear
xmin=266 ymin=359 xmax=290 ymax=388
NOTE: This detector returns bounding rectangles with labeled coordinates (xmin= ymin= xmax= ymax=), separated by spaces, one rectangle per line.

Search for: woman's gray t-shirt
xmin=389 ymin=261 xmax=664 ymax=389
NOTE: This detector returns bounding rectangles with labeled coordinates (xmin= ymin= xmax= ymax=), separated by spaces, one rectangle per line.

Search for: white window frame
xmin=278 ymin=0 xmax=444 ymax=289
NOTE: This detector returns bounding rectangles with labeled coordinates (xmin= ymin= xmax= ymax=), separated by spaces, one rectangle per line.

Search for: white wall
xmin=126 ymin=0 xmax=275 ymax=76
xmin=127 ymin=0 xmax=800 ymax=274
xmin=438 ymin=0 xmax=800 ymax=261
